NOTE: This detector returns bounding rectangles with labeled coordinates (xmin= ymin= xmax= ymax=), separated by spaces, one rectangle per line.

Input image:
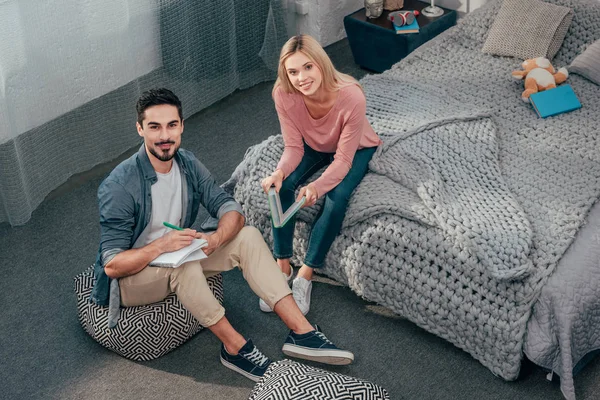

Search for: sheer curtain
xmin=0 ymin=0 xmax=290 ymax=226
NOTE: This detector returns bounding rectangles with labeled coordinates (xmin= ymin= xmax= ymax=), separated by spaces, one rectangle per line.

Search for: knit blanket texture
xmin=224 ymin=0 xmax=600 ymax=380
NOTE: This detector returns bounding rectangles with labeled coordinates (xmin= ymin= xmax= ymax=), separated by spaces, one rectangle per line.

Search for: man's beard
xmin=149 ymin=141 xmax=179 ymax=162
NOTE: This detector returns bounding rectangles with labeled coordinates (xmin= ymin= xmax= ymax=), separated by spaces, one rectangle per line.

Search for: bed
xmin=223 ymin=0 xmax=600 ymax=398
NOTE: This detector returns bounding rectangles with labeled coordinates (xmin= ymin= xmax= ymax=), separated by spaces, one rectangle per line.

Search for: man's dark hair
xmin=136 ymin=88 xmax=183 ymax=127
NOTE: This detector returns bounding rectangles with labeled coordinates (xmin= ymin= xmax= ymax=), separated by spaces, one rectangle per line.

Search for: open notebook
xmin=149 ymin=238 xmax=208 ymax=268
xmin=268 ymin=187 xmax=306 ymax=228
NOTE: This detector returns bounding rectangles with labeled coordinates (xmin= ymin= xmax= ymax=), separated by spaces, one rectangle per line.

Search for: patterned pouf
xmin=74 ymin=265 xmax=223 ymax=361
xmin=248 ymin=360 xmax=390 ymax=400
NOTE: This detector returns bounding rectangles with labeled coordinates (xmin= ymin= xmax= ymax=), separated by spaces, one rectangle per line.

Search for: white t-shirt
xmin=143 ymin=160 xmax=183 ymax=246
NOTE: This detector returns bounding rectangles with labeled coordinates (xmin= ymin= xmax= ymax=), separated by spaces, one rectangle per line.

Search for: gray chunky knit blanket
xmin=225 ymin=0 xmax=600 ymax=380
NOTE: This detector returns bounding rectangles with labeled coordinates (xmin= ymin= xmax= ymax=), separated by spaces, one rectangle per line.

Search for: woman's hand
xmin=261 ymin=170 xmax=285 ymax=193
xmin=297 ymin=183 xmax=318 ymax=207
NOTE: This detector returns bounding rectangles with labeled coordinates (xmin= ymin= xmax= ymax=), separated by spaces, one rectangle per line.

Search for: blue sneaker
xmin=282 ymin=325 xmax=354 ymax=365
xmin=220 ymin=339 xmax=272 ymax=382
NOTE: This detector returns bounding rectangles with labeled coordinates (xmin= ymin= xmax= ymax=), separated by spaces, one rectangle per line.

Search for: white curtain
xmin=0 ymin=0 xmax=289 ymax=226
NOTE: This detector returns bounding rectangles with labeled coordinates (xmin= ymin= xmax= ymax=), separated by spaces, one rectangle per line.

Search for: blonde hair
xmin=273 ymin=34 xmax=360 ymax=97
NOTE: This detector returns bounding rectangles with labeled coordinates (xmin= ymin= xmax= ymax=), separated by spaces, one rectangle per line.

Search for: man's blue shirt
xmin=91 ymin=144 xmax=243 ymax=306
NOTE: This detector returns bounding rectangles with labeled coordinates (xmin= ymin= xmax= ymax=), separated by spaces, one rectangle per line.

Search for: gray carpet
xmin=1 ymin=39 xmax=599 ymax=400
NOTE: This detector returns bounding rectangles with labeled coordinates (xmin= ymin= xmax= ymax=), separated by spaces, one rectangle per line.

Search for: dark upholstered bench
xmin=344 ymin=0 xmax=457 ymax=73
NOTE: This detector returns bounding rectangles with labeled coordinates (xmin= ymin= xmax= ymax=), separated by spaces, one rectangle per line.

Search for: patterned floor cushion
xmin=74 ymin=265 xmax=223 ymax=361
xmin=248 ymin=359 xmax=390 ymax=400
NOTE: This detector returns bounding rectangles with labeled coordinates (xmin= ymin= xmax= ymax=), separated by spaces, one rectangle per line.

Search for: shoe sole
xmin=281 ymin=344 xmax=354 ymax=365
xmin=220 ymin=357 xmax=261 ymax=382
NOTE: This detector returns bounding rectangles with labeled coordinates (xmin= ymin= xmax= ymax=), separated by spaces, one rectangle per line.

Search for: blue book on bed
xmin=529 ymin=84 xmax=581 ymax=118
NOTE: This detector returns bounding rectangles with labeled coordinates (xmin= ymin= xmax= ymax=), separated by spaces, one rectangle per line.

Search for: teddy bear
xmin=511 ymin=57 xmax=569 ymax=102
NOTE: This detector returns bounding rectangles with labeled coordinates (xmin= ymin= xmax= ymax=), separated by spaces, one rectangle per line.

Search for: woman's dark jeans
xmin=272 ymin=143 xmax=377 ymax=268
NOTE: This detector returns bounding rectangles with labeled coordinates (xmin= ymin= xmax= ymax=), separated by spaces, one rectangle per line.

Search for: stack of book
xmin=394 ymin=12 xmax=420 ymax=34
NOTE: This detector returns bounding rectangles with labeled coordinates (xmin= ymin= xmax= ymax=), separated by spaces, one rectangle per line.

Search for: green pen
xmin=163 ymin=222 xmax=184 ymax=231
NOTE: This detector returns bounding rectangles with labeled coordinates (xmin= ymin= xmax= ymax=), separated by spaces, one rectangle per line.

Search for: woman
xmin=260 ymin=34 xmax=381 ymax=315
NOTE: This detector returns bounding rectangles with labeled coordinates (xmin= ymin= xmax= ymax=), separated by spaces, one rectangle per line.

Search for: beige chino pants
xmin=119 ymin=226 xmax=291 ymax=327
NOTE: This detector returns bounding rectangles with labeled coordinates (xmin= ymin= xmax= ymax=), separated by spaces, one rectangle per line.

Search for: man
xmin=90 ymin=88 xmax=354 ymax=381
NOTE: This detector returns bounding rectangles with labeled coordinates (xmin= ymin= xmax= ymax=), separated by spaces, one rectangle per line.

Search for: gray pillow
xmin=569 ymin=39 xmax=600 ymax=85
xmin=482 ymin=0 xmax=573 ymax=60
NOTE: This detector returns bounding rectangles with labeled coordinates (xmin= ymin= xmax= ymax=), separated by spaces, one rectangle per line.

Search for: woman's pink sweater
xmin=274 ymin=84 xmax=381 ymax=197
